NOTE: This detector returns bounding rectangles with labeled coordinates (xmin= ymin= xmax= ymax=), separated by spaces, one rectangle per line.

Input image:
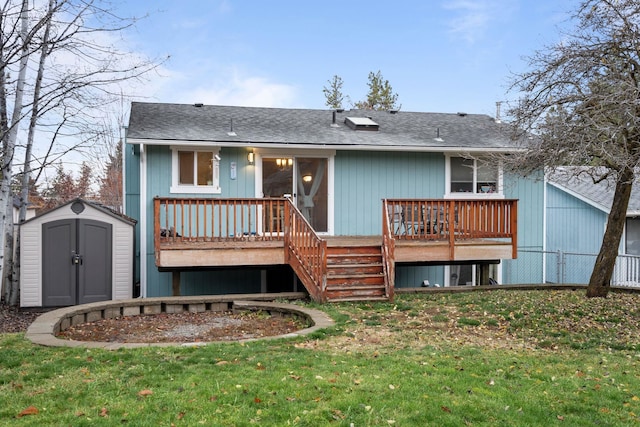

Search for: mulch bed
xmin=56 ymin=310 xmax=307 ymax=343
xmin=0 ymin=303 xmax=47 ymax=334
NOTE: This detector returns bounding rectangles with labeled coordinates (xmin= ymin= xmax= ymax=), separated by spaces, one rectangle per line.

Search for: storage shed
xmin=20 ymin=199 xmax=136 ymax=307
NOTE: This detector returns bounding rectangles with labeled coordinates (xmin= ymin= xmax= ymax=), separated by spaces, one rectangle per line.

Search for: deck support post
xmin=172 ymin=271 xmax=181 ymax=296
xmin=479 ymin=264 xmax=490 ymax=286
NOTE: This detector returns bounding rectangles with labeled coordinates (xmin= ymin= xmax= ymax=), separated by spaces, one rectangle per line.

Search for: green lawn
xmin=2 ymin=289 xmax=640 ymax=426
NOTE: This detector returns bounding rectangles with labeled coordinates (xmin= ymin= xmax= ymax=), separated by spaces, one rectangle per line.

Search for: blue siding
xmin=334 ymin=151 xmax=445 ymax=235
xmin=142 ymin=146 xmax=260 ymax=297
xmin=546 ymin=185 xmax=606 ymax=253
xmin=545 ymin=184 xmax=607 ymax=284
xmin=502 ymin=172 xmax=545 ymax=284
xmin=143 ymin=255 xmax=262 ymax=297
xmin=395 ymin=265 xmax=445 ymax=288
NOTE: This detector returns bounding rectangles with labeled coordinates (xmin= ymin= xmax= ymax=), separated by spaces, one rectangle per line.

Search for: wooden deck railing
xmin=154 ymin=197 xmax=328 ymax=301
xmin=153 ymin=197 xmax=517 ymax=302
xmin=385 ymin=198 xmax=518 ymax=258
xmin=283 ymin=198 xmax=327 ymax=302
xmin=154 ymin=197 xmax=288 ymax=247
xmin=381 ymin=200 xmax=395 ymax=301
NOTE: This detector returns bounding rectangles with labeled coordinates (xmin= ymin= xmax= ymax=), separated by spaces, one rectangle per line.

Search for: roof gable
xmin=547 ymin=167 xmax=640 ymax=215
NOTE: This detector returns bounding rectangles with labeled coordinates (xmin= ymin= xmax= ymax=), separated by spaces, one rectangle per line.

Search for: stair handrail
xmin=283 ymin=198 xmax=327 ymax=302
xmin=381 ymin=199 xmax=396 ymax=301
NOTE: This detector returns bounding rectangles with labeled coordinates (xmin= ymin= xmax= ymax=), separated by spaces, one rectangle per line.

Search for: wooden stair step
xmin=327 ymin=245 xmax=382 ymax=255
xmin=325 ymin=282 xmax=386 ymax=290
xmin=326 ymin=296 xmax=389 ymax=303
xmin=327 ymin=264 xmax=383 ymax=275
xmin=326 ymin=275 xmax=385 ymax=286
xmin=325 ymin=285 xmax=386 ymax=294
xmin=328 ymin=254 xmax=382 ymax=263
xmin=325 ymin=289 xmax=387 ymax=301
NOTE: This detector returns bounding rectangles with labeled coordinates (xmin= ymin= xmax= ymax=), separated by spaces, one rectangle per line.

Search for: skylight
xmin=344 ymin=116 xmax=379 ymax=131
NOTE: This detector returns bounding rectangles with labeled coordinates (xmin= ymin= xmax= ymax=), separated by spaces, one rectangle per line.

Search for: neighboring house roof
xmin=12 ymin=195 xmax=36 ymax=210
xmin=547 ymin=166 xmax=640 ymax=215
xmin=126 ymin=102 xmax=521 ymax=152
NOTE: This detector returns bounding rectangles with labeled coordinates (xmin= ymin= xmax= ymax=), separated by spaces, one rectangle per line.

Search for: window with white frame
xmin=626 ymin=218 xmax=640 ymax=255
xmin=170 ymin=147 xmax=221 ymax=194
xmin=448 ymin=156 xmax=500 ymax=195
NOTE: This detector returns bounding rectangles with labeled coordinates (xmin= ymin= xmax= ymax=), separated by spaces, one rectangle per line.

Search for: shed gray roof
xmin=547 ymin=167 xmax=640 ymax=215
xmin=127 ymin=102 xmax=519 ymax=152
xmin=22 ymin=198 xmax=136 ymax=225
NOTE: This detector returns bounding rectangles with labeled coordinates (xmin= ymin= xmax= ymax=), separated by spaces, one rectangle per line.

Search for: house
xmin=546 ymin=167 xmax=640 ymax=285
xmin=124 ymin=102 xmax=544 ymax=302
xmin=12 ymin=195 xmax=36 ymax=223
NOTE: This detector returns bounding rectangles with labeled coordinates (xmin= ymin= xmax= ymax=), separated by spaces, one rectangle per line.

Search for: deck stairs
xmin=324 ymin=244 xmax=388 ymax=302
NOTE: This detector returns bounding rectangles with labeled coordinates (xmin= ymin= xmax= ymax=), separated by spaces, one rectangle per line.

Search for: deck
xmin=156 ymin=237 xmax=513 ymax=267
xmin=154 ymin=197 xmax=518 ymax=302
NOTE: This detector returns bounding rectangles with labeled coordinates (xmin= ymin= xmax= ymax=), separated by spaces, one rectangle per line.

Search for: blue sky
xmin=119 ymin=0 xmax=579 ymax=117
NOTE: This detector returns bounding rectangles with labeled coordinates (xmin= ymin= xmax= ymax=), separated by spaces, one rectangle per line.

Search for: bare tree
xmin=0 ymin=0 xmax=163 ymax=304
xmin=97 ymin=134 xmax=123 ymax=211
xmin=504 ymin=0 xmax=640 ymax=297
xmin=1 ymin=0 xmax=31 ymax=304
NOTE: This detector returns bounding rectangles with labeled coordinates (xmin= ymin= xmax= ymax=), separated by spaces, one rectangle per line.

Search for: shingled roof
xmin=547 ymin=167 xmax=640 ymax=215
xmin=127 ymin=102 xmax=520 ymax=152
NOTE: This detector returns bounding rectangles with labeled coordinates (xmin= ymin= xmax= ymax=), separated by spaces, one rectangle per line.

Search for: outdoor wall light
xmin=248 ymin=151 xmax=254 ymax=164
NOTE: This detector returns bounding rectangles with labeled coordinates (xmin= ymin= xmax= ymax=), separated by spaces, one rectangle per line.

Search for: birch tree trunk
xmin=0 ymin=0 xmax=29 ymax=303
xmin=8 ymin=0 xmax=55 ymax=305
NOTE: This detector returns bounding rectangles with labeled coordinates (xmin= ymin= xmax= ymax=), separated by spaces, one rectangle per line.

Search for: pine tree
xmin=322 ymin=75 xmax=345 ymax=109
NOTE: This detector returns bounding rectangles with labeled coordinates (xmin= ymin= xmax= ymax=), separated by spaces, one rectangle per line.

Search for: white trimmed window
xmin=447 ymin=155 xmax=502 ymax=196
xmin=170 ymin=147 xmax=221 ymax=194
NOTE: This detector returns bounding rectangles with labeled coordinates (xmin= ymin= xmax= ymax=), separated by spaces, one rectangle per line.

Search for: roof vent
xmin=457 ymin=112 xmax=467 ymax=117
xmin=227 ymin=118 xmax=237 ymax=136
xmin=434 ymin=127 xmax=444 ymax=142
xmin=344 ymin=116 xmax=379 ymax=131
xmin=194 ymin=103 xmax=204 ymax=107
xmin=331 ymin=111 xmax=339 ymax=127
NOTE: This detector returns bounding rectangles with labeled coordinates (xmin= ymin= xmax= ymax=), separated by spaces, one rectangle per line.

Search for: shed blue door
xmin=42 ymin=219 xmax=112 ymax=306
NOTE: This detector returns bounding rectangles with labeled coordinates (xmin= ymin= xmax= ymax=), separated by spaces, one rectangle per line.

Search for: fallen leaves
xmin=138 ymin=389 xmax=153 ymax=397
xmin=296 ymin=290 xmax=640 ymax=354
xmin=57 ymin=310 xmax=306 ymax=343
xmin=17 ymin=406 xmax=38 ymax=418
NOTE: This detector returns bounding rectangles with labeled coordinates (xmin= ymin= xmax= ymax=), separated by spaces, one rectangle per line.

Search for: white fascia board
xmin=126 ymin=138 xmax=522 ymax=154
xmin=547 ymin=181 xmax=610 ymax=214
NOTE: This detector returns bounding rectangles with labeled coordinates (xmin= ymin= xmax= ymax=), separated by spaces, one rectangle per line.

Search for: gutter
xmin=125 ymin=138 xmax=524 ymax=154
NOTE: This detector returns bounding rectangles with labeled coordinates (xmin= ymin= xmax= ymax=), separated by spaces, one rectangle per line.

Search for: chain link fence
xmin=502 ymin=249 xmax=640 ymax=288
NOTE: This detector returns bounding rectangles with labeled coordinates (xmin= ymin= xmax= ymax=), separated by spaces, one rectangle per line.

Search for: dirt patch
xmin=57 ymin=310 xmax=308 ymax=343
xmin=0 ymin=303 xmax=48 ymax=334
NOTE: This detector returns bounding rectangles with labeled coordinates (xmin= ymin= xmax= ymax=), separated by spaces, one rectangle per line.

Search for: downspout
xmin=122 ymin=127 xmax=127 ymax=213
xmin=140 ymin=143 xmax=147 ymax=298
xmin=542 ymin=172 xmax=548 ymax=283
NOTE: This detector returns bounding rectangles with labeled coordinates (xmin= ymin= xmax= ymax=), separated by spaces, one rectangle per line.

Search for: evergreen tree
xmin=354 ymin=70 xmax=399 ymax=111
xmin=322 ymin=75 xmax=345 ymax=109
